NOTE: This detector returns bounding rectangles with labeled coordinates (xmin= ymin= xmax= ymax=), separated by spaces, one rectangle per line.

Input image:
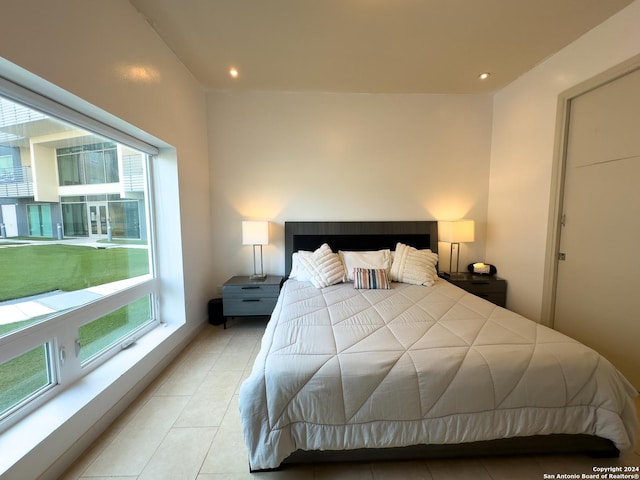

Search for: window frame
xmin=0 ymin=77 xmax=161 ymax=432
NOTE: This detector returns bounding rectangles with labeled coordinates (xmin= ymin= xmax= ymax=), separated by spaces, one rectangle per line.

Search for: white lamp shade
xmin=438 ymin=220 xmax=475 ymax=243
xmin=242 ymin=221 xmax=269 ymax=245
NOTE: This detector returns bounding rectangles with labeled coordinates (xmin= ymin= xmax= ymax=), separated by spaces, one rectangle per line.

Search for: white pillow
xmin=296 ymin=243 xmax=345 ymax=288
xmin=390 ymin=242 xmax=438 ymax=286
xmin=339 ymin=249 xmax=392 ymax=281
xmin=289 ymin=251 xmax=313 ymax=281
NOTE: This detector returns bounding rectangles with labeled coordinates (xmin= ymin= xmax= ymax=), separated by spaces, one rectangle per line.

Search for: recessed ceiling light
xmin=229 ymin=67 xmax=239 ymax=79
xmin=479 ymin=72 xmax=490 ymax=80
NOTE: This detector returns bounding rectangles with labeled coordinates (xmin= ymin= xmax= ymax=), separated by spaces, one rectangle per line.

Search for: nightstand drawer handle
xmin=241 ymin=286 xmax=261 ymax=290
xmin=242 ymin=299 xmax=261 ymax=302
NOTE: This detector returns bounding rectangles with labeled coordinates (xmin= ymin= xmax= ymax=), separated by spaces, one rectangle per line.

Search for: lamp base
xmin=249 ymin=274 xmax=267 ymax=281
xmin=439 ymin=271 xmax=468 ymax=281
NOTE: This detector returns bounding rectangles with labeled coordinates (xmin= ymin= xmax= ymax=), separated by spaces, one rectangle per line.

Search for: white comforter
xmin=239 ymin=279 xmax=638 ymax=470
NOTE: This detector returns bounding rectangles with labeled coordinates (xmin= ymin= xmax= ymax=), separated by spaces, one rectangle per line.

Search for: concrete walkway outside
xmin=0 ymin=277 xmax=145 ymax=325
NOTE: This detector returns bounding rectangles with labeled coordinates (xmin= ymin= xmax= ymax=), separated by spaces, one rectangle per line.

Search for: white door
xmin=554 ymin=67 xmax=640 ymax=389
xmin=87 ymin=202 xmax=108 ymax=237
xmin=1 ymin=204 xmax=18 ymax=237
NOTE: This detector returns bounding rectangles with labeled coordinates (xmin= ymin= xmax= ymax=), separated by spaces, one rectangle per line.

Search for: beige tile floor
xmin=62 ymin=318 xmax=640 ymax=480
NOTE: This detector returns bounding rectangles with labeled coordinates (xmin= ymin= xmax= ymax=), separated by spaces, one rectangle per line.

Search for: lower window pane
xmin=79 ymin=296 xmax=152 ymax=364
xmin=0 ymin=344 xmax=52 ymax=418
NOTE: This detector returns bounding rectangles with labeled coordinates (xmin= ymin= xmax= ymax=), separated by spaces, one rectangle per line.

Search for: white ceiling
xmin=129 ymin=0 xmax=634 ymax=94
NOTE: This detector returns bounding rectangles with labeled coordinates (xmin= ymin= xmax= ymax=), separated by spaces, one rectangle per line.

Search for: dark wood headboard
xmin=284 ymin=221 xmax=438 ymax=277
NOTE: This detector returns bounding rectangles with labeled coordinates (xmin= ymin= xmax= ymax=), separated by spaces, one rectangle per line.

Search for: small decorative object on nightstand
xmin=439 ymin=272 xmax=507 ymax=307
xmin=222 ymin=275 xmax=283 ymax=325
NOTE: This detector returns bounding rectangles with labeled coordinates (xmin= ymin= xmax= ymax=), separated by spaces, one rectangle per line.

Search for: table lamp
xmin=242 ymin=221 xmax=269 ymax=280
xmin=438 ymin=219 xmax=474 ymax=275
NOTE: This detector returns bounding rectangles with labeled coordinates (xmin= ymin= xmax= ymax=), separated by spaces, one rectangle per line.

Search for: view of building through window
xmin=0 ymin=95 xmax=157 ymax=423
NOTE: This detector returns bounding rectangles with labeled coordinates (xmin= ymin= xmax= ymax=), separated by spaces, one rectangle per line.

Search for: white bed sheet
xmin=239 ymin=279 xmax=638 ymax=470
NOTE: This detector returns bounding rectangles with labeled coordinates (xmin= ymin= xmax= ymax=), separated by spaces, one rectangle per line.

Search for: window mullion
xmin=0 ymin=277 xmax=156 ymax=358
xmin=55 ymin=324 xmax=80 ymax=385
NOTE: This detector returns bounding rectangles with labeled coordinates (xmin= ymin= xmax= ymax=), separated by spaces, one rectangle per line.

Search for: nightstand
xmin=440 ymin=272 xmax=507 ymax=307
xmin=222 ymin=275 xmax=283 ymax=322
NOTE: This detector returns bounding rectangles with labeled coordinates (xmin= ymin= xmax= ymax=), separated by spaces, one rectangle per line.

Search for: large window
xmin=57 ymin=142 xmax=119 ymax=186
xmin=0 ymin=153 xmax=13 ymax=171
xmin=0 ymin=93 xmax=158 ymax=430
xmin=27 ymin=204 xmax=52 ymax=237
xmin=59 ymin=193 xmax=145 ymax=239
xmin=60 ymin=198 xmax=88 ymax=236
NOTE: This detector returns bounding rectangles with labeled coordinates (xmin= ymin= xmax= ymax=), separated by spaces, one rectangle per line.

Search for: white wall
xmin=208 ymin=91 xmax=493 ymax=288
xmin=486 ymin=0 xmax=640 ymax=322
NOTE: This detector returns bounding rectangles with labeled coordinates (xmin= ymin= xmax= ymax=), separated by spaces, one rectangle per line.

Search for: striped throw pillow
xmin=353 ymin=268 xmax=390 ymax=290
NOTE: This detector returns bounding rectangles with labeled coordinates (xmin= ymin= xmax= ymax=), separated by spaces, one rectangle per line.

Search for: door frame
xmin=87 ymin=201 xmax=108 ymax=237
xmin=541 ymin=53 xmax=640 ymax=327
xmin=27 ymin=203 xmax=53 ymax=237
xmin=1 ymin=204 xmax=18 ymax=237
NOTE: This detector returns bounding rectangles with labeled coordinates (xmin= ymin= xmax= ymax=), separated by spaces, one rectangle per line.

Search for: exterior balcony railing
xmin=0 ymin=166 xmax=33 ymax=198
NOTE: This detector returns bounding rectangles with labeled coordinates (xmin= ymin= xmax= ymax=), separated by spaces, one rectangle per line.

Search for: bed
xmin=238 ymin=221 xmax=638 ymax=471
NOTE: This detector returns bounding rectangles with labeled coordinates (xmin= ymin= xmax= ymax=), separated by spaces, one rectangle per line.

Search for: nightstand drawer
xmin=440 ymin=273 xmax=507 ymax=307
xmin=456 ymin=279 xmax=505 ymax=294
xmin=222 ymin=275 xmax=283 ymax=319
xmin=223 ymin=283 xmax=280 ymax=299
xmin=223 ymin=297 xmax=278 ymax=316
xmin=470 ymin=291 xmax=506 ymax=307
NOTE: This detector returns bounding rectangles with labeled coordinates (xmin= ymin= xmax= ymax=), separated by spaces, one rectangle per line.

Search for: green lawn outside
xmin=0 ymin=244 xmax=149 ymax=302
xmin=0 ymin=345 xmax=49 ymax=416
xmin=0 ymin=243 xmax=151 ymax=415
xmin=79 ymin=296 xmax=151 ymax=362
